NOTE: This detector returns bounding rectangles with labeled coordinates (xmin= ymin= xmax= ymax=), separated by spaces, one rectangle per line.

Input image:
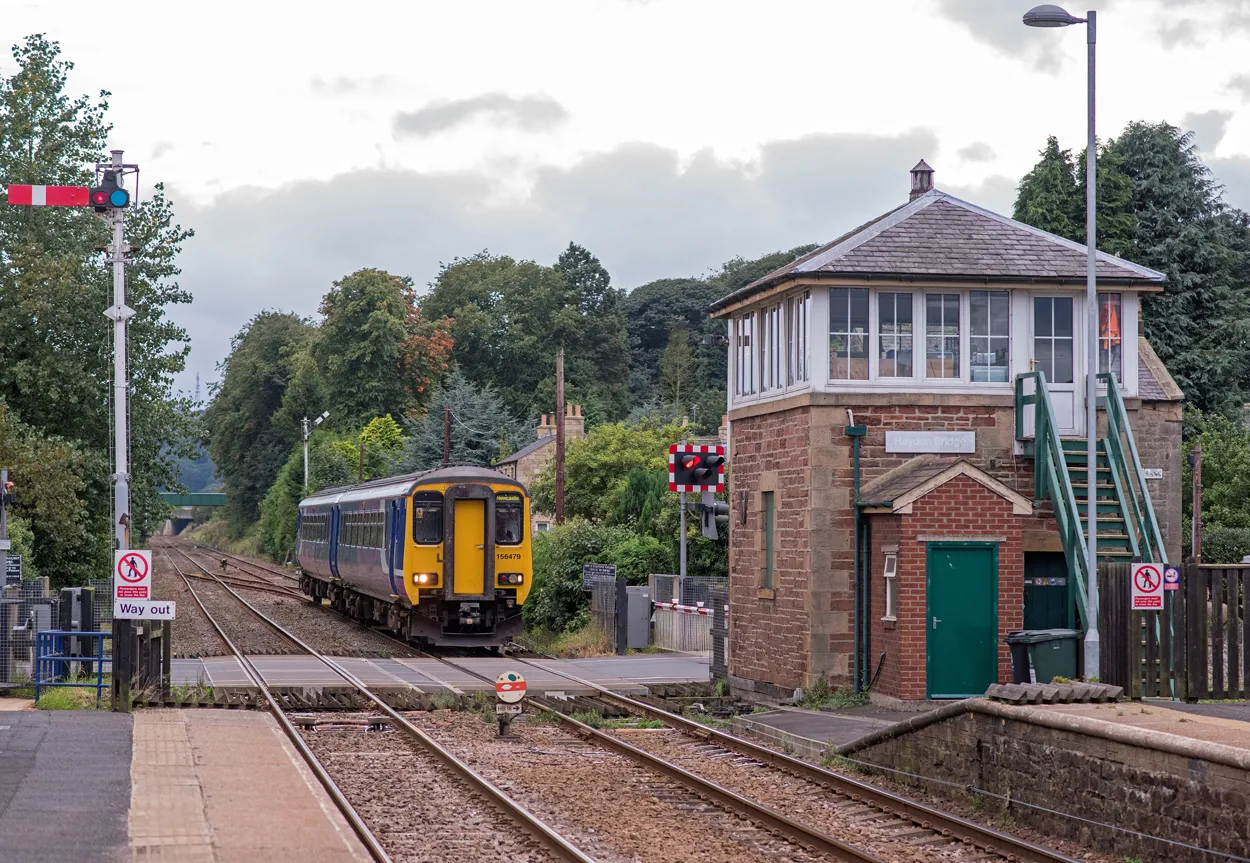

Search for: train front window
xmin=496 ymin=494 xmax=524 ymax=545
xmin=412 ymin=492 xmax=443 ymax=544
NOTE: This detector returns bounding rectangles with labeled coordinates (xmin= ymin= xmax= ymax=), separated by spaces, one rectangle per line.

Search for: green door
xmin=927 ymin=543 xmax=998 ymax=698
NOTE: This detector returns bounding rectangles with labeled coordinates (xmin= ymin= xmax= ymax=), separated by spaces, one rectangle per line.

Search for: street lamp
xmin=303 ymin=411 xmax=330 ymax=492
xmin=1024 ymin=4 xmax=1100 ymax=677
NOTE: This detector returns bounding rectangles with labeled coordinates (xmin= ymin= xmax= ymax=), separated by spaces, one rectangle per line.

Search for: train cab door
xmin=329 ymin=505 xmax=341 ymax=579
xmin=451 ymin=498 xmax=487 ymax=596
xmin=387 ymin=499 xmax=405 ymax=596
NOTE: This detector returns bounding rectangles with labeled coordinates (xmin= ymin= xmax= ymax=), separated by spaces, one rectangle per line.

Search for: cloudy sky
xmin=8 ymin=0 xmax=1250 ymax=394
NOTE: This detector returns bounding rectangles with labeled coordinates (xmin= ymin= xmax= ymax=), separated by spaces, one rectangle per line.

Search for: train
xmin=295 ymin=465 xmax=533 ymax=648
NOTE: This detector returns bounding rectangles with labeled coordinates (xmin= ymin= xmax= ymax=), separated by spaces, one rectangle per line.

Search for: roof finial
xmin=910 ymin=159 xmax=934 ymax=200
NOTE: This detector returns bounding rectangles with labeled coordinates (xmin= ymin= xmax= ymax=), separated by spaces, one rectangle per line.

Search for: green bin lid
xmin=1005 ymin=629 xmax=1083 ymax=644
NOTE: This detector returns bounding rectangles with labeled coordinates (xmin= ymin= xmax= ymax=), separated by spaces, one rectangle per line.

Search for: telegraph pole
xmin=555 ymin=349 xmax=565 ymax=524
xmin=443 ymin=406 xmax=451 ymax=466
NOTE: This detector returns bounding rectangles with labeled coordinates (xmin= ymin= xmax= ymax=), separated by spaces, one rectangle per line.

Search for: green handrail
xmin=1015 ymin=371 xmax=1089 ymax=630
xmin=1098 ymin=373 xmax=1167 ymax=564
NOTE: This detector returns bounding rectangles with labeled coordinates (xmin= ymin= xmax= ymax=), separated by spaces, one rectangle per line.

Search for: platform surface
xmin=130 ymin=709 xmax=370 ymax=862
xmin=173 ymin=652 xmax=711 ymax=694
xmin=740 ymin=706 xmax=903 ymax=747
xmin=0 ymin=711 xmax=133 ymax=863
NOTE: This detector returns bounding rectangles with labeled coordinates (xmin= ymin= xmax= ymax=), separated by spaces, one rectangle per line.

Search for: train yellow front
xmin=296 ymin=466 xmax=533 ymax=647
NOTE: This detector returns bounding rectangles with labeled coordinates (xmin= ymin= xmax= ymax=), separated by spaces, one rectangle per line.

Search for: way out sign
xmin=1131 ymin=563 xmax=1164 ymax=611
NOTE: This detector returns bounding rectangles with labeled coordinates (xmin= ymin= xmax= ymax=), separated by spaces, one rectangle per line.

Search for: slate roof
xmin=711 ymin=189 xmax=1167 ymax=313
xmin=1137 ymin=337 xmax=1184 ymax=402
xmin=494 ymin=435 xmax=554 ymax=466
xmin=859 ymin=455 xmax=958 ymax=504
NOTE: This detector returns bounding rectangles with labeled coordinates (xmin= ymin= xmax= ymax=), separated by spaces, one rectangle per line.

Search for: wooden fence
xmin=1098 ymin=562 xmax=1247 ymax=700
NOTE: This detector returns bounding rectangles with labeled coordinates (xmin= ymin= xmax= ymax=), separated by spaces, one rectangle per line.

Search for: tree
xmin=555 ymin=243 xmax=630 ymax=418
xmin=203 ymin=312 xmax=315 ymax=533
xmin=1013 ymin=136 xmax=1082 ymax=240
xmin=658 ymin=327 xmax=698 ymax=413
xmin=315 ymin=268 xmax=452 ymax=427
xmin=0 ymin=35 xmax=196 ymax=547
xmin=401 ymin=370 xmax=532 ymax=471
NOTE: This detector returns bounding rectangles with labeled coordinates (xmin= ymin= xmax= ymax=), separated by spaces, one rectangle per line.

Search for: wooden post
xmin=555 ymin=349 xmax=565 ymax=525
xmin=1191 ymin=440 xmax=1203 ymax=561
xmin=443 ymin=406 xmax=451 ymax=466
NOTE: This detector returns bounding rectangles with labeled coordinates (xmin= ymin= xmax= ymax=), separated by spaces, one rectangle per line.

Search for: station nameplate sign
xmin=885 ymin=431 xmax=975 ymax=454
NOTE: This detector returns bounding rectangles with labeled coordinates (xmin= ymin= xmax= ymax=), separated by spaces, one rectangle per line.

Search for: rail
xmin=1015 ymin=371 xmax=1089 ymax=630
xmin=159 ymin=543 xmax=593 ymax=863
xmin=1098 ymin=373 xmax=1167 ymax=563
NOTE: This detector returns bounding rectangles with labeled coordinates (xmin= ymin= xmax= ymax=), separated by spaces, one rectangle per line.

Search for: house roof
xmin=1138 ymin=337 xmax=1184 ymax=402
xmin=859 ymin=456 xmax=1032 ymax=516
xmin=710 ymin=189 xmax=1168 ymax=314
xmin=494 ymin=435 xmax=554 ymax=466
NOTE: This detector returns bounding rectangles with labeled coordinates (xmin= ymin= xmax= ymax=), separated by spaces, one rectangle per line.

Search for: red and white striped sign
xmin=668 ymin=443 xmax=725 ymax=493
xmin=6 ymin=185 xmax=90 ymax=207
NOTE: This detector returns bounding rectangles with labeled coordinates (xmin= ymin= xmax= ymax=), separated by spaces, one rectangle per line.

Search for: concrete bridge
xmin=159 ymin=492 xmax=227 ymax=535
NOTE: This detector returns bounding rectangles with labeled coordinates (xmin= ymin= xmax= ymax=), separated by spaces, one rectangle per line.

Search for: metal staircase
xmin=1015 ymin=372 xmax=1167 ymax=632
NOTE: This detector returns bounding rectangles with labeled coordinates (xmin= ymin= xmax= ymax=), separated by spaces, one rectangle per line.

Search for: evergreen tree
xmin=1013 ymin=136 xmax=1082 ymax=240
xmin=401 ymin=370 xmax=531 ymax=470
xmin=658 ymin=327 xmax=698 ymax=413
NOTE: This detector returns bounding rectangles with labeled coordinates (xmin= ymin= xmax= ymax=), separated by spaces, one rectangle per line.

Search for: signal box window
xmin=1034 ymin=296 xmax=1074 ymax=384
xmin=495 ymin=494 xmax=524 ymax=545
xmin=925 ymin=293 xmax=960 ymax=379
xmin=412 ymin=492 xmax=443 ymax=544
xmin=829 ymin=288 xmax=869 ymax=381
xmin=786 ymin=290 xmax=810 ymax=385
xmin=1099 ymin=293 xmax=1122 ymax=381
xmin=878 ymin=292 xmax=913 ymax=378
xmin=971 ymin=291 xmax=1010 ymax=383
xmin=735 ymin=312 xmax=756 ymax=396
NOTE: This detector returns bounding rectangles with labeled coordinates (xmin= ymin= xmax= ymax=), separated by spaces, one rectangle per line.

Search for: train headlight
xmin=413 ymin=573 xmax=434 ymax=585
xmin=499 ymin=573 xmax=524 ymax=585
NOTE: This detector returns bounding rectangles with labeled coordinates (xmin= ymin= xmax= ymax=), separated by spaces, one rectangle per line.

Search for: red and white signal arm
xmin=495 ymin=672 xmax=527 ymax=704
xmin=669 ymin=443 xmax=726 ymax=493
xmin=6 ymin=185 xmax=90 ymax=207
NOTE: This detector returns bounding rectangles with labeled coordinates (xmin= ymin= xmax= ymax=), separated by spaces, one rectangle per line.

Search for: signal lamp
xmin=89 ymin=170 xmax=129 ymax=212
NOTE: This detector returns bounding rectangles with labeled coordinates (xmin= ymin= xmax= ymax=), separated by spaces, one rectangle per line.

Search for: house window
xmin=925 ymin=293 xmax=960 ymax=379
xmin=786 ymin=290 xmax=810 ymax=385
xmin=735 ymin=312 xmax=756 ymax=396
xmin=971 ymin=291 xmax=1010 ymax=383
xmin=760 ymin=304 xmax=782 ymax=392
xmin=1099 ymin=293 xmax=1122 ymax=381
xmin=882 ymin=553 xmax=898 ymax=621
xmin=878 ymin=292 xmax=914 ymax=378
xmin=829 ymin=288 xmax=869 ymax=381
xmin=762 ymin=491 xmax=775 ymax=589
xmin=1034 ymin=296 xmax=1074 ymax=384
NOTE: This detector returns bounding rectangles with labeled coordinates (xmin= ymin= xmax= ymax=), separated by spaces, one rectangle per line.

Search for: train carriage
xmin=296 ymin=466 xmax=532 ymax=647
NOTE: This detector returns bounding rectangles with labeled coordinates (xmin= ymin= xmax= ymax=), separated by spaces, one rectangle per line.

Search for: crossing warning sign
xmin=115 ymin=550 xmax=152 ymax=600
xmin=1131 ymin=563 xmax=1163 ymax=611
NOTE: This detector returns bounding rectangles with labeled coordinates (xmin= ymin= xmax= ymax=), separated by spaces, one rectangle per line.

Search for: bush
xmin=1198 ymin=525 xmax=1250 ymax=564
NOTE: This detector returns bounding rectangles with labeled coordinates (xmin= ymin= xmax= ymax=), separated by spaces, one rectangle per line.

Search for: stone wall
xmin=849 ymin=706 xmax=1250 ymax=863
xmin=1129 ymin=399 xmax=1184 ymax=563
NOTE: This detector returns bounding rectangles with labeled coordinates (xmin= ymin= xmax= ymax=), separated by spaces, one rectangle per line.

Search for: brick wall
xmin=868 ymin=475 xmax=1026 ymax=700
xmin=852 ymin=709 xmax=1250 ymax=863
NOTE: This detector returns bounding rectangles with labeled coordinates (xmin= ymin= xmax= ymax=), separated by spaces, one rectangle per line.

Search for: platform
xmin=732 ymin=705 xmax=907 ymax=760
xmin=171 ymin=652 xmax=711 ymax=695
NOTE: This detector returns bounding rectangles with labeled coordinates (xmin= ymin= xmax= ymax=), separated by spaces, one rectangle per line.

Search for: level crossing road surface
xmin=0 ymin=711 xmax=133 ymax=863
xmin=170 ymin=652 xmax=711 ymax=695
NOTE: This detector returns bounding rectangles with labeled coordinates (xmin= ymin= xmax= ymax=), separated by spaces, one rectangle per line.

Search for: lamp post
xmin=303 ymin=411 xmax=330 ymax=492
xmin=1024 ymin=4 xmax=1099 ymax=676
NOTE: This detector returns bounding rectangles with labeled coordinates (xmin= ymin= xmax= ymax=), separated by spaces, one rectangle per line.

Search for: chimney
xmin=718 ymin=414 xmax=729 ymax=444
xmin=909 ymin=159 xmax=934 ymax=200
xmin=537 ymin=413 xmax=556 ymax=440
xmin=563 ymin=403 xmax=586 ymax=440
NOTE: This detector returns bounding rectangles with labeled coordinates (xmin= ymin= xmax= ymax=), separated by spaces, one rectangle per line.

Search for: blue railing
xmin=35 ymin=630 xmax=112 ymax=708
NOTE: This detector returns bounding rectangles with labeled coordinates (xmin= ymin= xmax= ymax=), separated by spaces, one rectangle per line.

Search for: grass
xmin=166 ymin=681 xmax=214 ymax=703
xmin=180 ymin=520 xmax=268 ymax=560
xmin=517 ymin=625 xmax=614 ymax=658
xmin=682 ymin=708 xmax=733 ymax=730
xmin=429 ymin=692 xmax=458 ymax=710
xmin=565 ymin=710 xmax=664 ymax=730
xmin=800 ymin=676 xmax=870 ymax=711
xmin=35 ymin=682 xmax=107 ymax=710
xmin=714 ymin=678 xmax=730 ymax=697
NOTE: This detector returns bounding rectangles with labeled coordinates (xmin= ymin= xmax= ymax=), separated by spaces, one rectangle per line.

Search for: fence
xmin=648 ymin=574 xmax=727 ymax=658
xmin=709 ymin=583 xmax=728 ymax=678
xmin=587 ymin=573 xmax=625 ymax=654
xmin=1 ymin=578 xmax=60 ymax=689
xmin=1098 ymin=562 xmax=1247 ymax=700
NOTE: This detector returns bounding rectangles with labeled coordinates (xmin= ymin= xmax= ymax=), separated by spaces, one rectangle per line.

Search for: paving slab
xmin=0 ymin=710 xmax=133 ymax=863
xmin=1040 ymin=701 xmax=1250 ymax=750
xmin=130 ymin=709 xmax=370 ymax=862
xmin=739 ymin=706 xmax=903 ymax=748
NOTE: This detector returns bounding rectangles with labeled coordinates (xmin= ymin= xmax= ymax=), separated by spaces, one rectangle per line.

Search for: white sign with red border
xmin=1131 ymin=562 xmax=1164 ymax=610
xmin=114 ymin=550 xmax=152 ymax=600
xmin=495 ymin=671 xmax=527 ymax=704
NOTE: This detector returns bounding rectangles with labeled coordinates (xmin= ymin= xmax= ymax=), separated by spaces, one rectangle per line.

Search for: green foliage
xmin=422 ymin=246 xmax=628 ymax=420
xmin=359 ymin=415 xmax=404 ymax=454
xmin=7 ymin=514 xmax=38 ymax=580
xmin=400 ymin=370 xmax=531 ymax=470
xmin=1013 ymin=136 xmax=1082 ymax=240
xmin=611 ymin=469 xmax=668 ymax=534
xmin=659 ymin=327 xmax=698 ymax=413
xmin=1183 ymin=411 xmax=1250 ymax=533
xmin=800 ymin=676 xmax=870 ymax=711
xmin=1196 ymin=527 xmax=1250 ymax=565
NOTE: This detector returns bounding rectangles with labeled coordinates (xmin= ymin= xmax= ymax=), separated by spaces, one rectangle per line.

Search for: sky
xmin=7 ymin=0 xmax=1250 ymax=396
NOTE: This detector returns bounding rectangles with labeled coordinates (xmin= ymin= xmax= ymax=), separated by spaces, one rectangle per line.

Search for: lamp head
xmin=1023 ymin=4 xmax=1085 ymax=26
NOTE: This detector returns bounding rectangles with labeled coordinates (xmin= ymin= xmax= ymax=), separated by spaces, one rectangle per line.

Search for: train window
xmin=495 ymin=494 xmax=524 ymax=545
xmin=412 ymin=492 xmax=443 ymax=544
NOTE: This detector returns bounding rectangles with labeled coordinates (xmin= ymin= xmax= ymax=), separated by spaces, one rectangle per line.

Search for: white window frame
xmin=970 ymin=290 xmax=1011 ymax=384
xmin=734 ymin=312 xmax=757 ymax=397
xmin=882 ymin=553 xmax=898 ymax=621
xmin=786 ymin=290 xmax=810 ymax=386
xmin=876 ymin=291 xmax=916 ymax=380
xmin=923 ymin=292 xmax=962 ymax=381
xmin=1098 ymin=292 xmax=1123 ymax=383
xmin=829 ymin=287 xmax=870 ymax=382
xmin=759 ymin=303 xmax=783 ymax=393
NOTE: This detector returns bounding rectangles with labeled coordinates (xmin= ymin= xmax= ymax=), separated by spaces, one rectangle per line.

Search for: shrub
xmin=1198 ymin=525 xmax=1250 ymax=563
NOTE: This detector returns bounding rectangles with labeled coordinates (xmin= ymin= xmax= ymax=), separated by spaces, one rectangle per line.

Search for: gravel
xmin=301 ymin=715 xmax=560 ymax=863
xmin=153 ymin=549 xmax=229 ymax=657
xmin=409 ymin=710 xmax=831 ymax=863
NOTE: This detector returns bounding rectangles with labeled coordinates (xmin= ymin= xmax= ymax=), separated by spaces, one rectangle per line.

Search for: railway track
xmin=157 ymin=544 xmax=592 ymax=863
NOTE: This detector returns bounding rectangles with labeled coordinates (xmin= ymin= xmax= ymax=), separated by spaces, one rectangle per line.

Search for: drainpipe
xmin=845 ymin=424 xmax=867 ymax=692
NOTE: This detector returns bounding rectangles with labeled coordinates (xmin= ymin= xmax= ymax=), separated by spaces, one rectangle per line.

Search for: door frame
xmin=925 ymin=541 xmax=999 ymax=699
xmin=1028 ymin=294 xmax=1083 ymax=436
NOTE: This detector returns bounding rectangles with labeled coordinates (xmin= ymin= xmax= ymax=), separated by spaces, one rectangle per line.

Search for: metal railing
xmin=1015 ymin=371 xmax=1089 ymax=630
xmin=1099 ymin=372 xmax=1167 ymax=564
xmin=34 ymin=630 xmax=111 ymax=707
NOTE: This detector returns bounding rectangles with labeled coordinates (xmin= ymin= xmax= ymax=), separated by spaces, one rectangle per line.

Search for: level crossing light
xmin=1024 ymin=4 xmax=1100 ymax=676
xmin=303 ymin=411 xmax=330 ymax=493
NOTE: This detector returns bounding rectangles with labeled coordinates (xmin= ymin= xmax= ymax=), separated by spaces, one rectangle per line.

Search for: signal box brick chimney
xmin=564 ymin=404 xmax=586 ymax=440
xmin=909 ymin=159 xmax=934 ymax=200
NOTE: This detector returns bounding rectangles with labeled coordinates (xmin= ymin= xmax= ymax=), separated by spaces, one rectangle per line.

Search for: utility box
xmin=1006 ymin=629 xmax=1082 ymax=684
xmin=624 ymin=586 xmax=651 ymax=650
